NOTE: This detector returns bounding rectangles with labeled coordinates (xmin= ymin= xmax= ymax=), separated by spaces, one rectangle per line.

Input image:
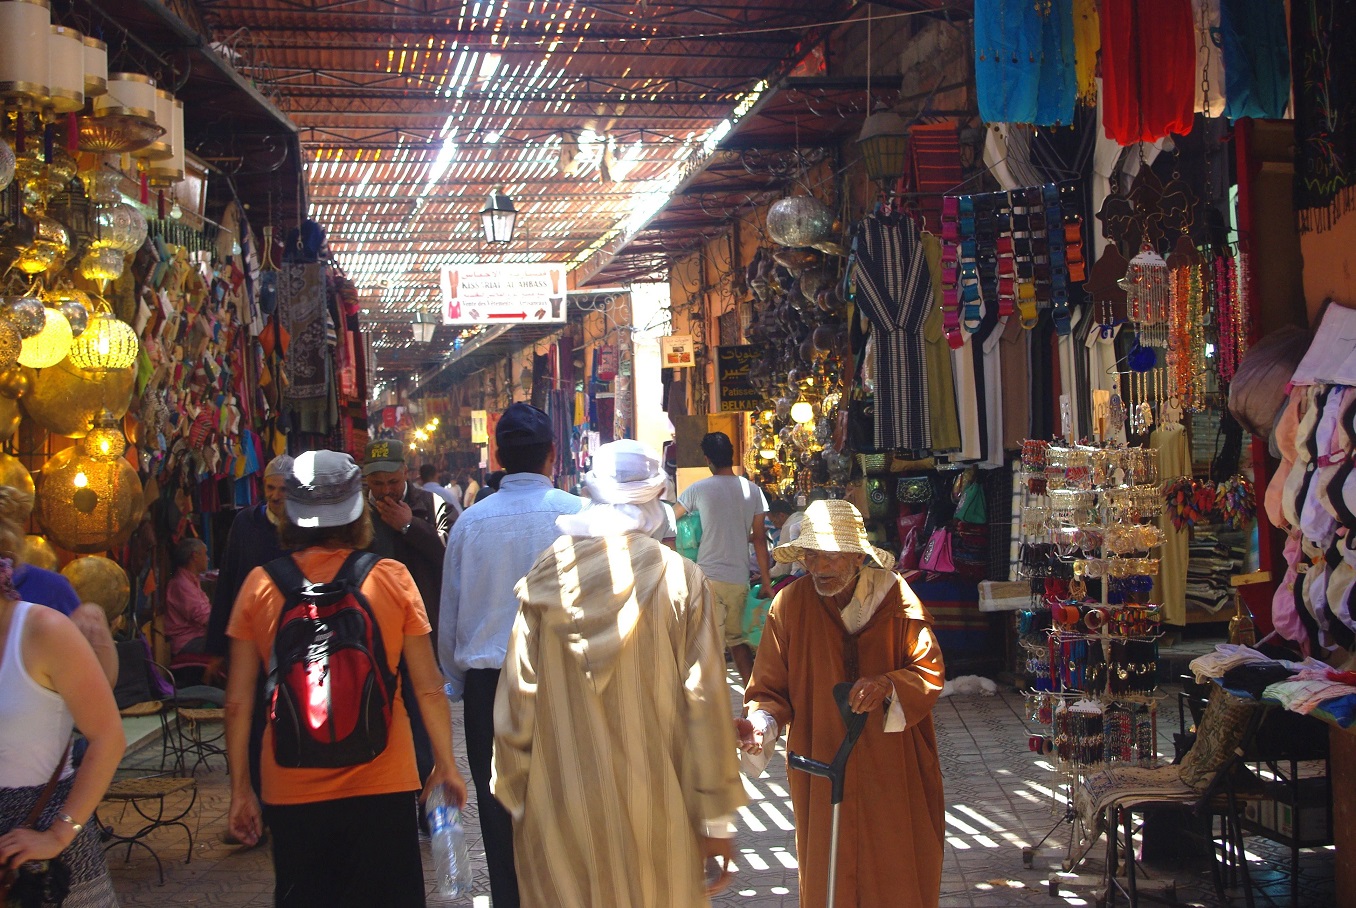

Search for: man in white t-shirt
xmin=673 ymin=431 xmax=767 ymax=683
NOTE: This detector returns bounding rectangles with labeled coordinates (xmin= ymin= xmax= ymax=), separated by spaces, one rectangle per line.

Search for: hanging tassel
xmin=157 ymin=189 xmax=165 ymax=220
xmin=139 ymin=170 xmax=149 ymax=205
xmin=43 ymin=123 xmax=53 ymax=164
xmin=1125 ymin=245 xmax=1169 ymax=341
xmin=14 ymin=114 xmax=24 ymax=155
xmin=66 ymin=112 xmax=79 ymax=154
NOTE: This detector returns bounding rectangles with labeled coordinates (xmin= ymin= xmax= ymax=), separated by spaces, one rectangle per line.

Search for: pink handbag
xmin=919 ymin=528 xmax=955 ymax=573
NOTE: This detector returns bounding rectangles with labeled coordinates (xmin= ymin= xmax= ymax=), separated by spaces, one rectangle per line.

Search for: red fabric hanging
xmin=1099 ymin=0 xmax=1196 ymax=144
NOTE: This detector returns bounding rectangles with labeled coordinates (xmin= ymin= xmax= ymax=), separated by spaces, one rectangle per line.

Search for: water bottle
xmin=426 ymin=786 xmax=471 ymax=897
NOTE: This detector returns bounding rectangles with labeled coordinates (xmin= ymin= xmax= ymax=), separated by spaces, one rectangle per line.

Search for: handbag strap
xmin=19 ymin=737 xmax=74 ymax=830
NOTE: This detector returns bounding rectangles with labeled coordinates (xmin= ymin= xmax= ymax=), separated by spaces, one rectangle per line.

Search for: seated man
xmin=164 ymin=537 xmax=212 ymax=660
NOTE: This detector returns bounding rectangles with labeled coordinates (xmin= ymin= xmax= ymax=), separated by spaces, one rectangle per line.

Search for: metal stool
xmin=99 ymin=776 xmax=197 ymax=885
xmin=175 ymin=707 xmax=226 ymax=774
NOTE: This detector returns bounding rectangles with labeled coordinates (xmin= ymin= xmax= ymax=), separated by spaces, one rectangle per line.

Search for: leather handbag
xmin=0 ymin=738 xmax=73 ymax=904
xmin=919 ymin=528 xmax=955 ymax=573
xmin=896 ymin=511 xmax=928 ymax=571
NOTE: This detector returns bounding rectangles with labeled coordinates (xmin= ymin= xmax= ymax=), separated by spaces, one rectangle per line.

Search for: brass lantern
xmin=0 ymin=451 xmax=35 ymax=508
xmin=17 ymin=306 xmax=73 ymax=369
xmin=68 ymin=311 xmax=138 ymax=371
xmin=36 ymin=444 xmax=142 ymax=553
xmin=80 ymin=410 xmax=125 ymax=459
xmin=22 ymin=534 xmax=58 ymax=571
xmin=20 ymin=356 xmax=135 ymax=437
xmin=856 ymin=110 xmax=910 ymax=190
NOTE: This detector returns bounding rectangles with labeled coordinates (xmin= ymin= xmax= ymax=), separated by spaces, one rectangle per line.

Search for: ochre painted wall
xmin=1300 ymin=214 xmax=1356 ymax=321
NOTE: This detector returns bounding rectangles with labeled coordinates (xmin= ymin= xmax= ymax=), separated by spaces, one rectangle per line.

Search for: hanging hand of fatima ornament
xmin=1128 ymin=166 xmax=1168 ymax=248
xmin=1096 ymin=194 xmax=1138 ymax=251
xmin=1155 ymin=174 xmax=1197 ymax=240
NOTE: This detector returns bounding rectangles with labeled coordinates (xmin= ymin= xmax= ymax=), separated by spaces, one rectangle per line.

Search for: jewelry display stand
xmin=1015 ymin=441 xmax=1166 ymax=880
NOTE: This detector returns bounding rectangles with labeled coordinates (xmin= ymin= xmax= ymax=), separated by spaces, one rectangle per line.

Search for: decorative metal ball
xmin=22 ymin=535 xmax=59 ymax=572
xmin=61 ymin=555 xmax=131 ymax=622
xmin=0 ymin=322 xmax=20 ymax=373
xmin=32 ymin=215 xmax=71 ymax=257
xmin=0 ymin=395 xmax=18 ymax=443
xmin=0 ymin=367 xmax=30 ymax=399
xmin=0 ymin=452 xmax=36 ymax=515
xmin=68 ymin=313 xmax=139 ymax=372
xmin=766 ymin=196 xmax=834 ymax=248
xmin=17 ymin=308 xmax=74 ymax=369
xmin=20 ymin=357 xmax=135 ymax=438
xmin=6 ymin=295 xmax=46 ymax=338
xmin=14 ymin=244 xmax=59 ymax=276
xmin=36 ymin=445 xmax=143 ymax=554
xmin=46 ymin=289 xmax=91 ymax=339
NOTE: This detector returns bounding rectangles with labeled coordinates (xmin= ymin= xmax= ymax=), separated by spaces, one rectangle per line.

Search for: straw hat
xmin=772 ymin=499 xmax=895 ymax=571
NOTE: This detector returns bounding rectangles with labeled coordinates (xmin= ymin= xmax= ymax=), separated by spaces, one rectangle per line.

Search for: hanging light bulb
xmin=790 ymin=397 xmax=815 ymax=425
xmin=68 ymin=311 xmax=138 ymax=371
xmin=80 ymin=410 xmax=125 ymax=460
xmin=17 ymin=307 xmax=74 ymax=369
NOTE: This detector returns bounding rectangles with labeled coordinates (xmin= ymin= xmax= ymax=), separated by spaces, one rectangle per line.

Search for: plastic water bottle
xmin=426 ymin=786 xmax=471 ymax=898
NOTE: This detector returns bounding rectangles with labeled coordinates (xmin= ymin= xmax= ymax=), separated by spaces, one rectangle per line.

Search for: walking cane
xmin=788 ymin=681 xmax=869 ymax=908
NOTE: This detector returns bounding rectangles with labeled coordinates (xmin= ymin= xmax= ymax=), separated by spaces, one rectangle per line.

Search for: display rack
xmin=1014 ymin=442 xmax=1167 ymax=871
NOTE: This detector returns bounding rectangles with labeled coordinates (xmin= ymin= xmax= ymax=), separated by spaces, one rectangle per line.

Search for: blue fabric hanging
xmin=1220 ymin=0 xmax=1291 ymax=120
xmin=975 ymin=0 xmax=1076 ymax=126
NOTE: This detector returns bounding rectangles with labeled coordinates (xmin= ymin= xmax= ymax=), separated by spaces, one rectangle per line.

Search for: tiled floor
xmin=104 ymin=680 xmax=1334 ymax=907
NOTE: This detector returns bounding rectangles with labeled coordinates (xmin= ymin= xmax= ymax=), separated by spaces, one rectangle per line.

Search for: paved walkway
xmin=104 ymin=680 xmax=1333 ymax=907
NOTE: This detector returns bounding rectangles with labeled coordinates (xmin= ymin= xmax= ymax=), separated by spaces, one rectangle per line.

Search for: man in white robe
xmin=493 ymin=440 xmax=746 ymax=907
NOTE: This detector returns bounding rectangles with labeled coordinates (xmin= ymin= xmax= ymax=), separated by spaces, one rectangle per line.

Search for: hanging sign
xmin=715 ymin=344 xmax=763 ymax=412
xmin=470 ymin=410 xmax=488 ymax=444
xmin=440 ymin=263 xmax=567 ymax=325
xmin=660 ymin=334 xmax=696 ymax=368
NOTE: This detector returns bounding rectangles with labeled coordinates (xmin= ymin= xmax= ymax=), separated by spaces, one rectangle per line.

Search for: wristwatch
xmin=399 ymin=521 xmax=412 ymax=534
xmin=57 ymin=814 xmax=83 ymax=835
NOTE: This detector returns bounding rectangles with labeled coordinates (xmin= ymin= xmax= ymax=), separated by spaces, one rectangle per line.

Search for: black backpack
xmin=262 ymin=552 xmax=397 ymax=768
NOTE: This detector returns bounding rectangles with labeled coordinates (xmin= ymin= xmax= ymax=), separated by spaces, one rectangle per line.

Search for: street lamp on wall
xmin=480 ymin=187 xmax=517 ymax=244
xmin=412 ymin=311 xmax=437 ymax=343
xmin=856 ymin=110 xmax=910 ymax=191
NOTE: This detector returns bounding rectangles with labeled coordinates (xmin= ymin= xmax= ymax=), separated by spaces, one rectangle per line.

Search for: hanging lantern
xmin=767 ymin=196 xmax=834 ymax=248
xmin=92 ymin=201 xmax=147 ymax=254
xmin=80 ymin=410 xmax=125 ymax=460
xmin=68 ymin=312 xmax=138 ymax=371
xmin=22 ymin=534 xmax=58 ymax=571
xmin=46 ymin=25 xmax=85 ymax=114
xmin=80 ymin=168 xmax=121 ymax=204
xmin=137 ymin=88 xmax=174 ymax=162
xmin=17 ymin=306 xmax=72 ymax=369
xmin=790 ymin=397 xmax=816 ymax=425
xmin=20 ymin=357 xmax=134 ymax=437
xmin=0 ymin=0 xmax=53 ymax=107
xmin=36 ymin=444 xmax=143 ymax=553
xmin=856 ymin=110 xmax=911 ymax=189
xmin=78 ymin=246 xmax=124 ymax=285
xmin=0 ymin=141 xmax=14 ymax=193
xmin=0 ymin=451 xmax=36 ymax=511
xmin=61 ymin=555 xmax=130 ymax=621
xmin=147 ymin=97 xmax=184 ymax=186
xmin=81 ymin=34 xmax=106 ymax=98
xmin=6 ymin=295 xmax=47 ymax=338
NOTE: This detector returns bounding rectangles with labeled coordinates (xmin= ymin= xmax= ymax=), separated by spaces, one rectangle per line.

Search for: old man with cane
xmin=738 ymin=498 xmax=946 ymax=908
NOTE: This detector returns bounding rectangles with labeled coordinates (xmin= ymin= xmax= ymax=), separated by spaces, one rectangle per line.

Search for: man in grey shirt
xmin=673 ymin=431 xmax=767 ymax=683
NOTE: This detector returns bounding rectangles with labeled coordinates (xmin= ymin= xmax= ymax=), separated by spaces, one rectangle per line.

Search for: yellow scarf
xmin=1073 ymin=0 xmax=1100 ymax=106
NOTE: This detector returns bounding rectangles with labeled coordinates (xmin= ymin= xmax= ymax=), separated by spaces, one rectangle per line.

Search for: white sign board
xmin=440 ymin=263 xmax=567 ymax=325
xmin=660 ymin=334 xmax=696 ymax=368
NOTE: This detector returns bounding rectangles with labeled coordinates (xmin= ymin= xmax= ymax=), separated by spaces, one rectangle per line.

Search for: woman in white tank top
xmin=0 ymin=485 xmax=125 ymax=906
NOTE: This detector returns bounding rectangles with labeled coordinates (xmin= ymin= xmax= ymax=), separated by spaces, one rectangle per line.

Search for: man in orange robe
xmin=740 ymin=499 xmax=945 ymax=908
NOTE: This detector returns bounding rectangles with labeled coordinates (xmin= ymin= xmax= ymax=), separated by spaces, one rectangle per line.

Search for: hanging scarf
xmin=1219 ymin=0 xmax=1291 ymax=121
xmin=1071 ymin=0 xmax=1100 ymax=107
xmin=1292 ymin=0 xmax=1356 ymax=231
xmin=1099 ymin=0 xmax=1196 ymax=144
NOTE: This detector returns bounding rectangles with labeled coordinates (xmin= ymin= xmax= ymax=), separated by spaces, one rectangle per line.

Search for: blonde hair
xmin=0 ymin=485 xmax=31 ymax=566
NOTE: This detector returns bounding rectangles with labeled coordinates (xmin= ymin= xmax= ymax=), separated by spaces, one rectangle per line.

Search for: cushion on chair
xmin=1178 ymin=686 xmax=1259 ymax=791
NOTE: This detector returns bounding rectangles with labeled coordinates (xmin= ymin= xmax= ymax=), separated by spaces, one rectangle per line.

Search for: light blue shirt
xmin=438 ymin=472 xmax=583 ymax=699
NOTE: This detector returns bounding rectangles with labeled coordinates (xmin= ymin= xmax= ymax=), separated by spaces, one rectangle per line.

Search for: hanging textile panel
xmin=1291 ymin=0 xmax=1356 ymax=232
xmin=974 ymin=0 xmax=1076 ymax=126
xmin=1219 ymin=0 xmax=1290 ymax=121
xmin=1099 ymin=0 xmax=1196 ymax=144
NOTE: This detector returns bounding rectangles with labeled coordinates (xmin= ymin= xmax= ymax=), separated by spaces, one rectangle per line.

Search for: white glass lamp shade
xmin=148 ymin=98 xmax=184 ymax=185
xmin=68 ymin=312 xmax=139 ymax=371
xmin=790 ymin=399 xmax=815 ymax=424
xmin=0 ymin=0 xmax=52 ymax=106
xmin=480 ymin=188 xmax=517 ymax=244
xmin=17 ymin=307 xmax=73 ymax=369
xmin=46 ymin=25 xmax=84 ymax=113
xmin=82 ymin=35 xmax=106 ymax=97
xmin=136 ymin=88 xmax=173 ymax=161
xmin=97 ymin=72 xmax=157 ymax=122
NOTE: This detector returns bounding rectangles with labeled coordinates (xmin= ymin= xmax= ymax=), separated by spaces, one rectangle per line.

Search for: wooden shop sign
xmin=716 ymin=344 xmax=763 ymax=413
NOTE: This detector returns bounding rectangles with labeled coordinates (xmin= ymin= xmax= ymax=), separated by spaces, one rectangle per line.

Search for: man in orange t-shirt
xmin=225 ymin=450 xmax=467 ymax=908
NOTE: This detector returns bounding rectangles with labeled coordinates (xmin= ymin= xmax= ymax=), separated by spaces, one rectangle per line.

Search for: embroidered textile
xmin=1291 ymin=0 xmax=1356 ymax=231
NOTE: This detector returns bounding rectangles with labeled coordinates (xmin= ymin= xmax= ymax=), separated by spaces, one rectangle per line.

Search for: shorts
xmin=708 ymin=579 xmax=752 ymax=648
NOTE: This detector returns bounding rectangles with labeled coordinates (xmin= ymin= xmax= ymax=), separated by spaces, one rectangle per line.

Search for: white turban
xmin=557 ymin=440 xmax=668 ymax=538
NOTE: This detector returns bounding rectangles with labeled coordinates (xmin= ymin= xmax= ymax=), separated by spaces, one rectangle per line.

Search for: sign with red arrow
xmin=440 ymin=263 xmax=568 ymax=326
